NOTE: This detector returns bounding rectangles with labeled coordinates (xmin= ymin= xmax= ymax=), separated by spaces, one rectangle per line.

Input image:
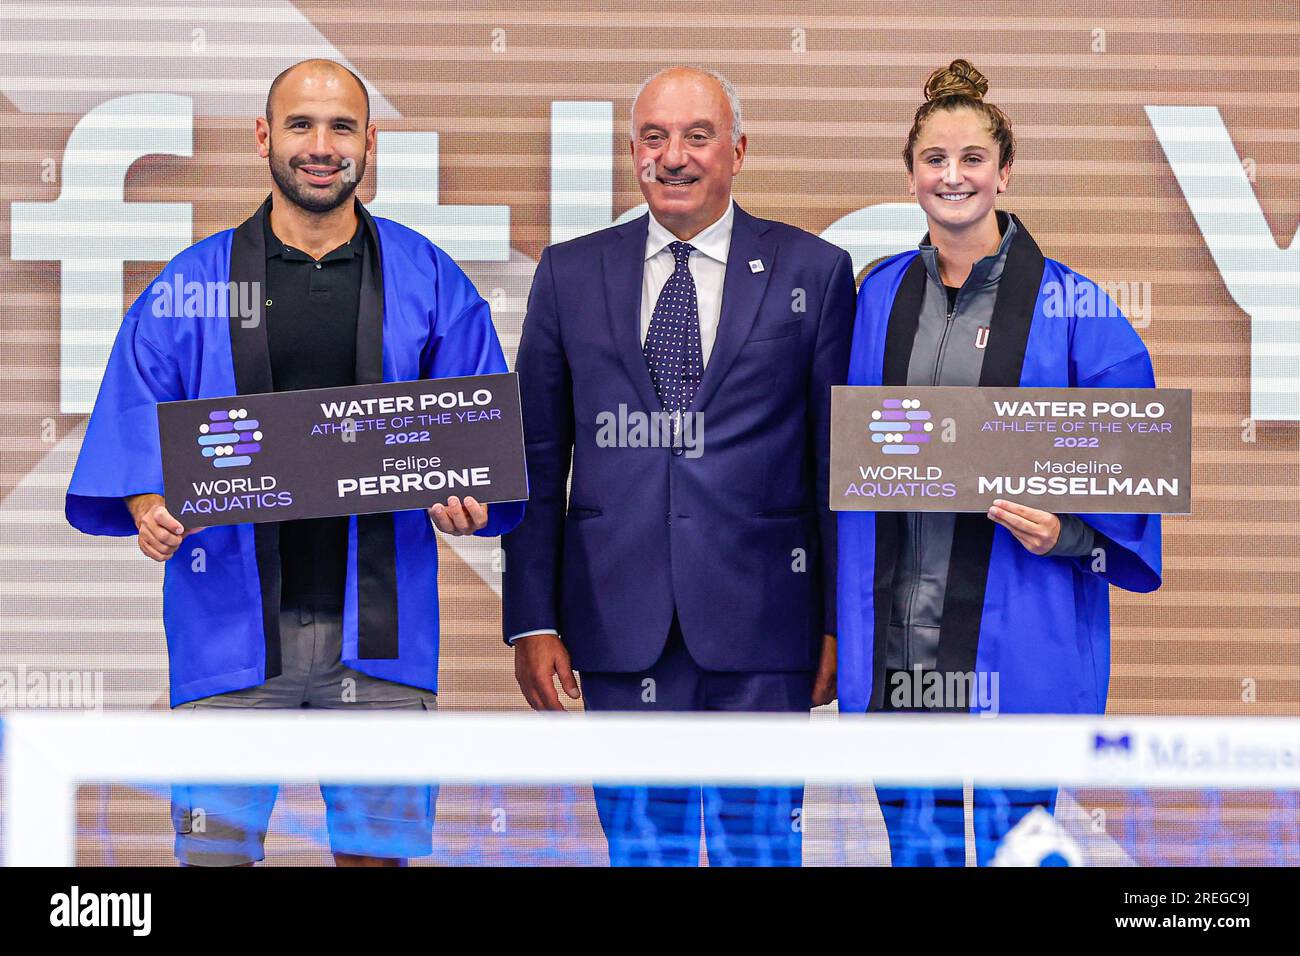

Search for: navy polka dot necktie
xmin=643 ymin=240 xmax=703 ymax=416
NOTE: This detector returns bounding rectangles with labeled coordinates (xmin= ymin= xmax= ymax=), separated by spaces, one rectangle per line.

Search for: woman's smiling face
xmin=908 ymin=107 xmax=1011 ymax=233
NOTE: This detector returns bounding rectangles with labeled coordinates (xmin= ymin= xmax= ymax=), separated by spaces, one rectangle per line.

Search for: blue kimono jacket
xmin=838 ymin=214 xmax=1162 ymax=715
xmin=67 ymin=198 xmax=524 ymax=706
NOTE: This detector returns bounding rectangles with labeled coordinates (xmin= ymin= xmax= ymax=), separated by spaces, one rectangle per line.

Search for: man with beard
xmin=66 ymin=59 xmax=523 ymax=866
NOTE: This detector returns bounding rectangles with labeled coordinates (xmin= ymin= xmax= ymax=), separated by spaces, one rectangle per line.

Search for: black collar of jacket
xmin=869 ymin=210 xmax=1047 ymax=710
xmin=227 ymin=195 xmax=398 ymax=670
xmin=917 ymin=209 xmax=1017 ymax=292
xmin=262 ymin=203 xmax=364 ymax=262
xmin=230 ymin=195 xmax=385 ymax=393
xmin=882 ymin=210 xmax=1044 ymax=389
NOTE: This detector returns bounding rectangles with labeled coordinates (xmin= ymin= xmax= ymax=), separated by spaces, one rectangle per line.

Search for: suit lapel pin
xmin=748 ymin=259 xmax=764 ymax=274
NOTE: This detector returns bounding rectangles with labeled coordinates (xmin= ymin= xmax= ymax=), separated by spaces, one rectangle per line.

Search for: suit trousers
xmin=579 ymin=616 xmax=814 ymax=866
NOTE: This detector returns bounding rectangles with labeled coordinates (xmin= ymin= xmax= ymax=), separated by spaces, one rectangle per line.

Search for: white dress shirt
xmin=508 ymin=199 xmax=736 ymax=645
xmin=640 ymin=199 xmax=734 ymax=366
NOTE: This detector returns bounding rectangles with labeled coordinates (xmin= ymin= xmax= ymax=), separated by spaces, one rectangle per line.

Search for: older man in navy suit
xmin=502 ymin=66 xmax=855 ymax=865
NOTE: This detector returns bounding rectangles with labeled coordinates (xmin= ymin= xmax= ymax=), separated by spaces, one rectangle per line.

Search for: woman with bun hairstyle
xmin=837 ymin=60 xmax=1162 ymax=865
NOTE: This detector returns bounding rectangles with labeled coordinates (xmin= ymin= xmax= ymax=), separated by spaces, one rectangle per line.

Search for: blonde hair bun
xmin=904 ymin=59 xmax=1014 ymax=172
xmin=924 ymin=59 xmax=989 ymax=102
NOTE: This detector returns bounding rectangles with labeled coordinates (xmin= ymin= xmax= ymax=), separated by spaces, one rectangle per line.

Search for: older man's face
xmin=631 ymin=71 xmax=745 ymax=239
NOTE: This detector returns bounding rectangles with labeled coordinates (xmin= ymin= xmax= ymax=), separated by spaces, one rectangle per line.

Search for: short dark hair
xmin=265 ymin=59 xmax=370 ymax=126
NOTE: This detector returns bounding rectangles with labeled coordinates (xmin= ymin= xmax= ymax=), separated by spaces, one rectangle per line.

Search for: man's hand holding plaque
xmin=428 ymin=495 xmax=489 ymax=536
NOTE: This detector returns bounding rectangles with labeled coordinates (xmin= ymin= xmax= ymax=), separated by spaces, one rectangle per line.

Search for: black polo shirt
xmin=263 ymin=211 xmax=363 ymax=610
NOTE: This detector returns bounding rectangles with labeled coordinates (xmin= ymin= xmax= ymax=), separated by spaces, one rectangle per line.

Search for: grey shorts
xmin=171 ymin=603 xmax=438 ymax=866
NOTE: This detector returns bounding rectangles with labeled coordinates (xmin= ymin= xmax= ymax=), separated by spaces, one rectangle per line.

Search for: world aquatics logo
xmin=869 ymin=397 xmax=934 ymax=456
xmin=196 ymin=407 xmax=264 ymax=469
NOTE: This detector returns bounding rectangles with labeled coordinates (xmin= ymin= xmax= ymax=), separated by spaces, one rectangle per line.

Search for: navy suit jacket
xmin=502 ymin=203 xmax=856 ymax=673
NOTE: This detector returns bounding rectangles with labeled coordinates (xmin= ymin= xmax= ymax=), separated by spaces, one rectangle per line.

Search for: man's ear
xmin=996 ymin=162 xmax=1012 ymax=194
xmin=255 ymin=117 xmax=271 ymax=159
xmin=731 ymin=133 xmax=748 ymax=174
